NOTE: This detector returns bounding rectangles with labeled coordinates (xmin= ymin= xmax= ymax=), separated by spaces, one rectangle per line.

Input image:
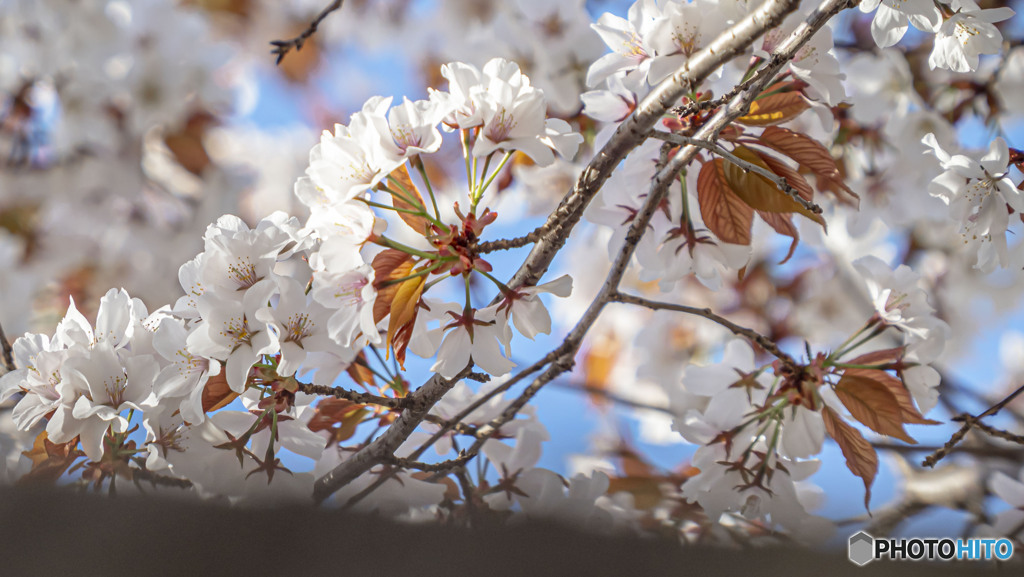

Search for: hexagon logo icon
xmin=848 ymin=531 xmax=874 ymax=566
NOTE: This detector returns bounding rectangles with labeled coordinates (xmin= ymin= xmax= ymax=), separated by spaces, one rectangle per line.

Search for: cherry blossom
xmin=929 ymin=0 xmax=1014 ymax=73
xmin=858 ymin=0 xmax=942 ymax=48
xmin=923 ymin=133 xmax=1022 ymax=271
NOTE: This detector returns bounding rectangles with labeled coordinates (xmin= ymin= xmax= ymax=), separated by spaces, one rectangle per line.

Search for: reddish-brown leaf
xmin=722 ymin=146 xmax=826 ymax=227
xmin=756 ymin=126 xmax=858 ymax=205
xmin=697 ymin=158 xmax=754 ymax=245
xmin=606 ymin=476 xmax=666 ymax=510
xmin=201 ymin=372 xmax=239 ymax=414
xmin=756 ymin=210 xmax=799 ymax=264
xmin=737 ymin=92 xmax=810 ymax=126
xmin=834 ymin=372 xmax=916 ymax=443
xmin=346 ymin=351 xmax=377 ymax=389
xmin=822 ymin=406 xmax=878 ymax=510
xmin=387 ymin=165 xmax=431 ymax=236
xmin=164 ymin=112 xmax=214 ymax=175
xmin=845 ymin=347 xmax=906 ymax=367
xmin=19 ymin=431 xmax=85 ymax=485
xmin=371 ymin=249 xmax=414 ymax=324
xmin=844 ymin=368 xmax=940 ymax=426
xmin=386 ymin=275 xmax=425 ymax=369
xmin=754 ymin=151 xmax=814 ymax=201
xmin=308 ymin=399 xmax=371 ymax=445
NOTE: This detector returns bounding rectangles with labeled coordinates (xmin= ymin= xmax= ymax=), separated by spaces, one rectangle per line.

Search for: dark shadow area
xmin=0 ymin=486 xmax=1006 ymax=576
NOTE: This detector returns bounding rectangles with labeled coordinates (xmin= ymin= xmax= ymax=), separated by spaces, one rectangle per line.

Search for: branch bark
xmin=270 ymin=0 xmax=344 ymax=64
xmin=314 ymin=0 xmax=858 ymax=508
xmin=500 ymin=0 xmax=807 ymax=292
xmin=312 ymin=365 xmax=471 ymax=503
xmin=456 ymin=0 xmax=860 ymax=470
xmin=612 ymin=292 xmax=797 ymax=365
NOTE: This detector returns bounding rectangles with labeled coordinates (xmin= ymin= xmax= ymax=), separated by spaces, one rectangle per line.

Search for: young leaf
xmin=754 ymin=150 xmax=814 ymax=201
xmin=346 ymin=351 xmax=377 ymax=389
xmin=822 ymin=406 xmax=878 ymax=511
xmin=388 ymin=165 xmax=431 ymax=236
xmin=371 ymin=249 xmax=415 ymax=324
xmin=721 ymin=146 xmax=826 ymax=227
xmin=845 ymin=347 xmax=906 ymax=367
xmin=308 ymin=399 xmax=372 ymax=445
xmin=755 ymin=210 xmax=799 ymax=264
xmin=737 ymin=92 xmax=810 ymax=126
xmin=201 ymin=372 xmax=239 ymax=413
xmin=697 ymin=158 xmax=754 ymax=245
xmin=756 ymin=127 xmax=858 ymax=205
xmin=834 ymin=372 xmax=916 ymax=443
xmin=844 ymin=368 xmax=940 ymax=426
xmin=386 ymin=275 xmax=426 ymax=368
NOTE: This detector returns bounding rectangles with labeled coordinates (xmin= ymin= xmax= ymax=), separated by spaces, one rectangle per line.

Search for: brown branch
xmin=497 ymin=0 xmax=810 ymax=293
xmin=270 ymin=0 xmax=344 ymax=64
xmin=312 ymin=365 xmax=472 ymax=504
xmin=130 ymin=459 xmax=194 ymax=490
xmin=923 ymin=383 xmax=1024 ymax=468
xmin=871 ymin=441 xmax=1024 ymax=460
xmin=612 ymin=292 xmax=796 ymax=366
xmin=0 ymin=320 xmax=14 ymax=372
xmin=968 ymin=419 xmax=1024 ymax=445
xmin=474 ymin=230 xmax=541 ymax=254
xmin=383 ymin=454 xmax=471 ymax=473
xmin=422 ymin=414 xmax=481 ymax=437
xmin=335 ymin=352 xmax=558 ymax=510
xmin=325 ymin=0 xmax=857 ymax=511
xmin=458 ymin=0 xmax=858 ymax=469
xmin=295 ymin=382 xmax=407 ymax=410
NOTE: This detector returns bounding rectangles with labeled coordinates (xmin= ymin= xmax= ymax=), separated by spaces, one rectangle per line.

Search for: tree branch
xmin=922 ymin=382 xmax=1024 ymax=468
xmin=312 ymin=365 xmax=472 ymax=503
xmin=499 ymin=0 xmax=806 ymax=292
xmin=322 ymin=0 xmax=857 ymax=510
xmin=269 ymin=0 xmax=344 ymax=64
xmin=460 ymin=0 xmax=859 ymax=468
xmin=611 ymin=292 xmax=796 ymax=366
xmin=474 ymin=230 xmax=541 ymax=254
xmin=295 ymin=382 xmax=407 ymax=410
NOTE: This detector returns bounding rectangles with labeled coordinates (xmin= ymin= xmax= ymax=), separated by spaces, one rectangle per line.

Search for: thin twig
xmin=269 ymin=0 xmax=344 ymax=64
xmin=312 ymin=365 xmax=472 ymax=503
xmin=474 ymin=230 xmax=541 ymax=254
xmin=458 ymin=0 xmax=856 ymax=467
xmin=649 ymin=131 xmax=823 ymax=215
xmin=871 ymin=441 xmax=1024 ymax=460
xmin=295 ymin=382 xmax=407 ymax=410
xmin=496 ymin=0 xmax=808 ymax=293
xmin=612 ymin=292 xmax=796 ymax=366
xmin=967 ymin=419 xmax=1024 ymax=445
xmin=923 ymin=383 xmax=1024 ymax=468
xmin=324 ymin=0 xmax=856 ymax=510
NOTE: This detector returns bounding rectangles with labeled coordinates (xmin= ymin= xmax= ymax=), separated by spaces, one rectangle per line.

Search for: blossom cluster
xmin=2 ymin=0 xmax=1024 ymax=551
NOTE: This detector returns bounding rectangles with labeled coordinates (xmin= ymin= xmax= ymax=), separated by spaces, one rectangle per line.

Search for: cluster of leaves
xmin=684 ymin=80 xmax=859 ymax=261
